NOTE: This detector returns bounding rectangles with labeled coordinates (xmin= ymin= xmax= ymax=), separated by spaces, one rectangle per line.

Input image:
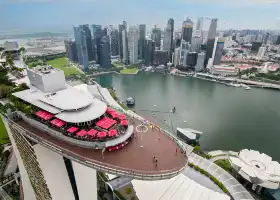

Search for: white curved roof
xmin=230 ymin=149 xmax=280 ymax=189
xmin=39 ymin=87 xmax=93 ymax=111
xmin=55 ymin=98 xmax=107 ymax=123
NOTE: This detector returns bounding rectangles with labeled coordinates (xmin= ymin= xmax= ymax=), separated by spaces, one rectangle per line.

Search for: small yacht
xmin=245 ymin=86 xmax=251 ymax=90
xmin=126 ymin=97 xmax=135 ymax=106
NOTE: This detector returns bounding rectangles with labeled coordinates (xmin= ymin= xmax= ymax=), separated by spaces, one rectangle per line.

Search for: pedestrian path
xmin=188 ymin=153 xmax=254 ymax=200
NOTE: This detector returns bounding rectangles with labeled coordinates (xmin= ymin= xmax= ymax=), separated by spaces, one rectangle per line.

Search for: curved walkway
xmin=188 ymin=153 xmax=254 ymax=200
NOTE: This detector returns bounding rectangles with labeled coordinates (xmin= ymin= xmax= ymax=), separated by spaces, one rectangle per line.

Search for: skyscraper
xmin=276 ymin=35 xmax=280 ymax=45
xmin=100 ymin=36 xmax=112 ymax=68
xmin=179 ymin=40 xmax=189 ymax=67
xmin=168 ymin=18 xmax=175 ymax=60
xmin=205 ymin=19 xmax=218 ymax=67
xmin=128 ymin=26 xmax=139 ymax=64
xmin=144 ymin=39 xmax=155 ymax=66
xmin=107 ymin=26 xmax=119 ymax=56
xmin=257 ymin=46 xmax=266 ymax=59
xmin=213 ymin=37 xmax=225 ymax=65
xmin=196 ymin=17 xmax=203 ymax=36
xmin=195 ymin=52 xmax=206 ymax=72
xmin=190 ymin=37 xmax=203 ymax=52
xmin=122 ymin=30 xmax=128 ymax=64
xmin=153 ymin=50 xmax=169 ymax=66
xmin=64 ymin=40 xmax=78 ymax=62
xmin=138 ymin=24 xmax=146 ymax=60
xmin=181 ymin=18 xmax=193 ymax=42
xmin=263 ymin=33 xmax=269 ymax=45
xmin=163 ymin=27 xmax=172 ymax=54
xmin=151 ymin=26 xmax=161 ymax=49
xmin=79 ymin=24 xmax=94 ymax=61
xmin=118 ymin=24 xmax=125 ymax=60
xmin=121 ymin=21 xmax=129 ymax=64
xmin=92 ymin=24 xmax=102 ymax=38
xmin=173 ymin=47 xmax=180 ymax=67
xmin=73 ymin=26 xmax=89 ymax=71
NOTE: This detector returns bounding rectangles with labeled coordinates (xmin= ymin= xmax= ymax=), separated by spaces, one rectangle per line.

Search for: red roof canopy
xmin=87 ymin=129 xmax=98 ymax=136
xmin=97 ymin=131 xmax=107 ymax=138
xmin=76 ymin=130 xmax=87 ymax=137
xmin=56 ymin=121 xmax=66 ymax=128
xmin=118 ymin=114 xmax=126 ymax=120
xmin=120 ymin=120 xmax=128 ymax=126
xmin=108 ymin=129 xmax=117 ymax=137
xmin=36 ymin=110 xmax=54 ymax=120
xmin=67 ymin=127 xmax=79 ymax=133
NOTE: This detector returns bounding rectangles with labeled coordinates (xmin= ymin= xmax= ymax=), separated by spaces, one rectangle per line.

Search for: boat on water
xmin=245 ymin=86 xmax=251 ymax=90
xmin=126 ymin=97 xmax=135 ymax=106
xmin=228 ymin=82 xmax=242 ymax=87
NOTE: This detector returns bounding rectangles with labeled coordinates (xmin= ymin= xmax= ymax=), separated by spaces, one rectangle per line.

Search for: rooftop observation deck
xmin=9 ymin=117 xmax=187 ymax=180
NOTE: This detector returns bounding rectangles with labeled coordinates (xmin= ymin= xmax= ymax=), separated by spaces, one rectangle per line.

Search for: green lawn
xmin=120 ymin=68 xmax=138 ymax=74
xmin=112 ymin=62 xmax=124 ymax=68
xmin=0 ymin=117 xmax=9 ymax=145
xmin=46 ymin=57 xmax=82 ymax=76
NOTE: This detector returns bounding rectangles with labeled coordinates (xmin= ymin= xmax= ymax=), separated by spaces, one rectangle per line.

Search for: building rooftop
xmin=28 ymin=65 xmax=62 ymax=75
xmin=13 ymin=86 xmax=107 ymax=123
xmin=14 ymin=118 xmax=187 ymax=178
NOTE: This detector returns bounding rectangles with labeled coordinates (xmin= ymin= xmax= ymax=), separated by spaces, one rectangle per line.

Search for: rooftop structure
xmin=230 ymin=149 xmax=280 ymax=189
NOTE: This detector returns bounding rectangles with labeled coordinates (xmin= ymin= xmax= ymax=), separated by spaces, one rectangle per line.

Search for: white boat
xmin=245 ymin=86 xmax=251 ymax=90
xmin=228 ymin=83 xmax=242 ymax=87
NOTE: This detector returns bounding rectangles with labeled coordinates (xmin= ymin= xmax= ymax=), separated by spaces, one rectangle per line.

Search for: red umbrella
xmin=108 ymin=129 xmax=117 ymax=137
xmin=97 ymin=131 xmax=107 ymax=138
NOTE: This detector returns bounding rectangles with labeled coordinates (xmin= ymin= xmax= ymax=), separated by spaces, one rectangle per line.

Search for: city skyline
xmin=1 ymin=0 xmax=280 ymax=33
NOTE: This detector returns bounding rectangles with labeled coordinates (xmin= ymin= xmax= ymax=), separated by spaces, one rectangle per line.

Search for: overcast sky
xmin=1 ymin=0 xmax=280 ymax=33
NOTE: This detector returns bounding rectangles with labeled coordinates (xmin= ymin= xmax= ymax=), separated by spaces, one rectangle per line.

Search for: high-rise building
xmin=276 ymin=35 xmax=280 ymax=45
xmin=73 ymin=26 xmax=89 ymax=71
xmin=64 ymin=40 xmax=78 ymax=62
xmin=251 ymin=42 xmax=262 ymax=52
xmin=79 ymin=24 xmax=94 ymax=61
xmin=128 ymin=26 xmax=139 ymax=64
xmin=213 ymin=37 xmax=225 ymax=65
xmin=190 ymin=37 xmax=202 ymax=52
xmin=187 ymin=52 xmax=198 ymax=67
xmin=257 ymin=46 xmax=266 ymax=59
xmin=144 ymin=39 xmax=155 ymax=66
xmin=179 ymin=40 xmax=189 ymax=66
xmin=181 ymin=18 xmax=193 ymax=42
xmin=263 ymin=33 xmax=269 ymax=45
xmin=118 ymin=24 xmax=125 ymax=59
xmin=173 ymin=47 xmax=180 ymax=66
xmin=94 ymin=28 xmax=107 ymax=64
xmin=138 ymin=24 xmax=146 ymax=60
xmin=121 ymin=21 xmax=129 ymax=64
xmin=92 ymin=24 xmax=102 ymax=38
xmin=153 ymin=50 xmax=169 ymax=66
xmin=151 ymin=27 xmax=161 ymax=48
xmin=163 ymin=27 xmax=172 ymax=54
xmin=107 ymin=26 xmax=119 ymax=56
xmin=205 ymin=19 xmax=218 ymax=67
xmin=195 ymin=52 xmax=206 ymax=72
xmin=168 ymin=18 xmax=175 ymax=60
xmin=99 ymin=36 xmax=112 ymax=68
xmin=196 ymin=17 xmax=203 ymax=36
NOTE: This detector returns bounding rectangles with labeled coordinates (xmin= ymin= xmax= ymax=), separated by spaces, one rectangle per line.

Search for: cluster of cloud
xmin=180 ymin=0 xmax=280 ymax=6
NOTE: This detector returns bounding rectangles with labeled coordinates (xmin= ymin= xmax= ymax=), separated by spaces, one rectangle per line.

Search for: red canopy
xmin=36 ymin=110 xmax=53 ymax=120
xmin=50 ymin=118 xmax=60 ymax=125
xmin=108 ymin=129 xmax=117 ymax=137
xmin=120 ymin=120 xmax=128 ymax=126
xmin=67 ymin=127 xmax=79 ymax=133
xmin=56 ymin=121 xmax=66 ymax=127
xmin=118 ymin=114 xmax=126 ymax=120
xmin=87 ymin=129 xmax=98 ymax=136
xmin=96 ymin=117 xmax=117 ymax=130
xmin=76 ymin=130 xmax=87 ymax=137
xmin=106 ymin=107 xmax=114 ymax=114
xmin=109 ymin=111 xmax=119 ymax=119
xmin=97 ymin=131 xmax=107 ymax=138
